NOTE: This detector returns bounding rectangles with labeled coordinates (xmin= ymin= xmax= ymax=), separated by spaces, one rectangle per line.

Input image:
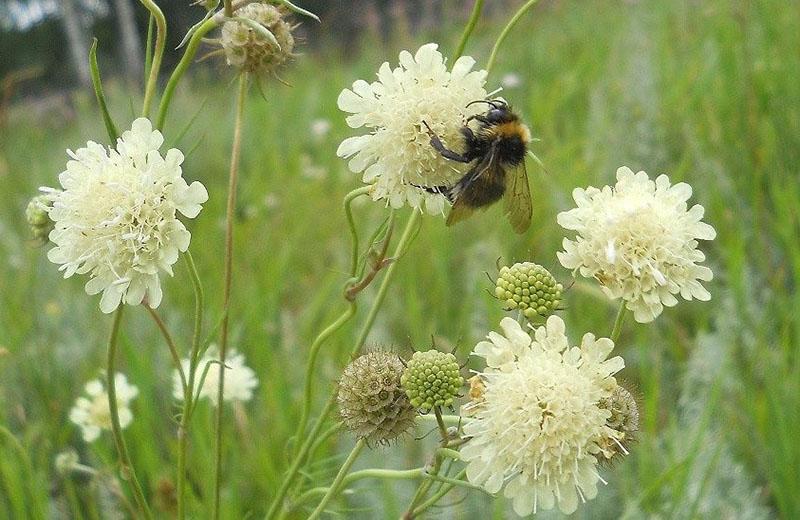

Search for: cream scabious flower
xmin=557 ymin=167 xmax=716 ymax=323
xmin=461 ymin=316 xmax=625 ymax=516
xmin=69 ymin=373 xmax=139 ymax=443
xmin=46 ymin=118 xmax=208 ymax=314
xmin=336 ymin=43 xmax=488 ymax=213
xmin=173 ymin=348 xmax=258 ymax=406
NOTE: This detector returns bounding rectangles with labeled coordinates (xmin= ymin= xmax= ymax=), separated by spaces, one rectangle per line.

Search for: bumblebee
xmin=422 ymin=99 xmax=532 ymax=233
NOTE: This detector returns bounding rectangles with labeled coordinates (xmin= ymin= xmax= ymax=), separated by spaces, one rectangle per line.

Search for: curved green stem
xmin=106 ymin=307 xmax=153 ymax=520
xmin=411 ymin=468 xmax=468 ymax=518
xmin=610 ymin=302 xmax=627 ymax=343
xmin=307 ymin=439 xmax=365 ymax=520
xmin=351 ymin=210 xmax=422 ymax=353
xmin=453 ymin=0 xmax=484 ymax=61
xmin=156 ymin=17 xmax=219 ymax=130
xmin=89 ymin=39 xmax=119 ymax=142
xmin=486 ymin=0 xmax=541 ymax=73
xmin=265 ymin=211 xmax=423 ymax=520
xmin=293 ymin=304 xmax=355 ymax=446
xmin=344 ymin=186 xmax=372 ymax=278
xmin=138 ymin=0 xmax=166 ymax=117
xmin=213 ymin=72 xmax=249 ymax=520
xmin=145 ymin=307 xmax=187 ymax=396
xmin=294 ymin=468 xmax=423 ymax=507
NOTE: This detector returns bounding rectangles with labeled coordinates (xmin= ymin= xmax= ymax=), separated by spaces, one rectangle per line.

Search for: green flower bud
xmin=221 ymin=2 xmax=295 ymax=74
xmin=598 ymin=385 xmax=639 ymax=464
xmin=26 ymin=194 xmax=54 ymax=245
xmin=494 ymin=262 xmax=562 ymax=320
xmin=400 ymin=349 xmax=463 ymax=412
xmin=337 ymin=351 xmax=416 ymax=445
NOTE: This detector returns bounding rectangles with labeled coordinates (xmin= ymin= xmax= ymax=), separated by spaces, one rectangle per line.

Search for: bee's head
xmin=467 ymin=99 xmax=515 ymax=124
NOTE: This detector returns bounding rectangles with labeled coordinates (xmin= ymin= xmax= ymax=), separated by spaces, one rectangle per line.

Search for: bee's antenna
xmin=465 ymin=99 xmax=505 ymax=110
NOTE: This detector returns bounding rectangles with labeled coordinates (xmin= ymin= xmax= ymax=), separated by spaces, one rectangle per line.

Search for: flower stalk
xmin=307 ymin=439 xmax=366 ymax=520
xmin=213 ymin=71 xmax=249 ymax=520
xmin=106 ymin=307 xmax=153 ymax=520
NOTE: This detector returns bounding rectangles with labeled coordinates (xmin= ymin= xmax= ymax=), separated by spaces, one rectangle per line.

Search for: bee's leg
xmin=422 ymin=121 xmax=472 ymax=163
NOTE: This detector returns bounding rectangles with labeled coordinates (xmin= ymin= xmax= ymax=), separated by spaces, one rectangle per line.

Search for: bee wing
xmin=445 ymin=147 xmax=499 ymax=227
xmin=503 ymin=159 xmax=532 ymax=233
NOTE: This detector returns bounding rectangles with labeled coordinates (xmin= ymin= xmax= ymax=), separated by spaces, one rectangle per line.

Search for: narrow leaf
xmin=278 ymin=0 xmax=320 ymax=22
xmin=89 ymin=39 xmax=119 ymax=142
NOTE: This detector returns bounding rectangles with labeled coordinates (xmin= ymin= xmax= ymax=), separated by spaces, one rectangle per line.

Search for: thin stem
xmin=173 ymin=253 xmax=204 ymax=519
xmin=292 ymin=187 xmax=371 ymax=446
xmin=411 ymin=468 xmax=467 ymax=518
xmin=610 ymin=302 xmax=627 ymax=343
xmin=106 ymin=307 xmax=153 ymax=520
xmin=293 ymin=304 xmax=355 ymax=445
xmin=156 ymin=17 xmax=219 ymax=130
xmin=145 ymin=307 xmax=187 ymax=395
xmin=184 ymin=251 xmax=205 ymax=379
xmin=453 ymin=0 xmax=484 ymax=61
xmin=434 ymin=407 xmax=448 ymax=441
xmin=486 ymin=0 xmax=541 ymax=73
xmin=266 ymin=211 xmax=423 ymax=520
xmin=307 ymin=439 xmax=366 ymax=520
xmin=138 ymin=0 xmax=166 ymax=117
xmin=294 ymin=468 xmax=423 ymax=507
xmin=351 ymin=210 xmax=422 ymax=354
xmin=224 ymin=0 xmax=233 ymax=17
xmin=213 ymin=72 xmax=249 ymax=520
xmin=144 ymin=15 xmax=154 ymax=81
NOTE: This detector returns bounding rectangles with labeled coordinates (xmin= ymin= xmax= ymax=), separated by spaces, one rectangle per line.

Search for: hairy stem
xmin=307 ymin=439 xmax=366 ymax=520
xmin=213 ymin=72 xmax=248 ymax=520
xmin=486 ymin=0 xmax=541 ymax=73
xmin=106 ymin=307 xmax=153 ymax=520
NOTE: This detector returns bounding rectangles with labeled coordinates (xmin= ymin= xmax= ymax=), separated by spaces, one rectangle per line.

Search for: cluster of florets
xmin=400 ymin=349 xmax=463 ymax=412
xmin=337 ymin=351 xmax=416 ymax=445
xmin=495 ymin=262 xmax=562 ymax=320
xmin=598 ymin=385 xmax=639 ymax=464
xmin=221 ymin=2 xmax=295 ymax=74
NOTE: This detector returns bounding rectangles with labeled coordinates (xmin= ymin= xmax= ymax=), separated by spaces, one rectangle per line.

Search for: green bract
xmin=401 ymin=350 xmax=463 ymax=412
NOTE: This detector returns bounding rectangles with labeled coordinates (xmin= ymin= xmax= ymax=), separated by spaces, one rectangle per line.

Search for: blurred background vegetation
xmin=1 ymin=0 xmax=798 ymax=518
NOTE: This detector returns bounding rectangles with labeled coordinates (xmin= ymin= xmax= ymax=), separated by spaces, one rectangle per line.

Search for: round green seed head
xmin=495 ymin=262 xmax=562 ymax=321
xmin=221 ymin=3 xmax=295 ymax=74
xmin=400 ymin=349 xmax=463 ymax=412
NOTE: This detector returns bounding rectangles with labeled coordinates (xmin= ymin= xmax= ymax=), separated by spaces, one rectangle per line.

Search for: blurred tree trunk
xmin=112 ymin=0 xmax=143 ymax=87
xmin=60 ymin=0 xmax=91 ymax=89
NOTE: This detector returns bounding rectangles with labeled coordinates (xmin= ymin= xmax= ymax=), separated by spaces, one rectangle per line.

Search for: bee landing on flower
xmin=44 ymin=118 xmax=208 ymax=313
xmin=336 ymin=43 xmax=489 ymax=214
xmin=461 ymin=316 xmax=626 ymax=516
xmin=557 ymin=167 xmax=716 ymax=323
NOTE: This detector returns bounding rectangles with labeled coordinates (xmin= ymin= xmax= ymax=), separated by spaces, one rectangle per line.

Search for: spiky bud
xmin=495 ymin=262 xmax=562 ymax=320
xmin=337 ymin=351 xmax=416 ymax=445
xmin=598 ymin=385 xmax=639 ymax=464
xmin=221 ymin=2 xmax=295 ymax=74
xmin=25 ymin=193 xmax=54 ymax=245
xmin=400 ymin=349 xmax=463 ymax=412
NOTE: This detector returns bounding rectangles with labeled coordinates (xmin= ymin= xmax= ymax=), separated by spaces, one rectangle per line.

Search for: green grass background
xmin=1 ymin=0 xmax=798 ymax=518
